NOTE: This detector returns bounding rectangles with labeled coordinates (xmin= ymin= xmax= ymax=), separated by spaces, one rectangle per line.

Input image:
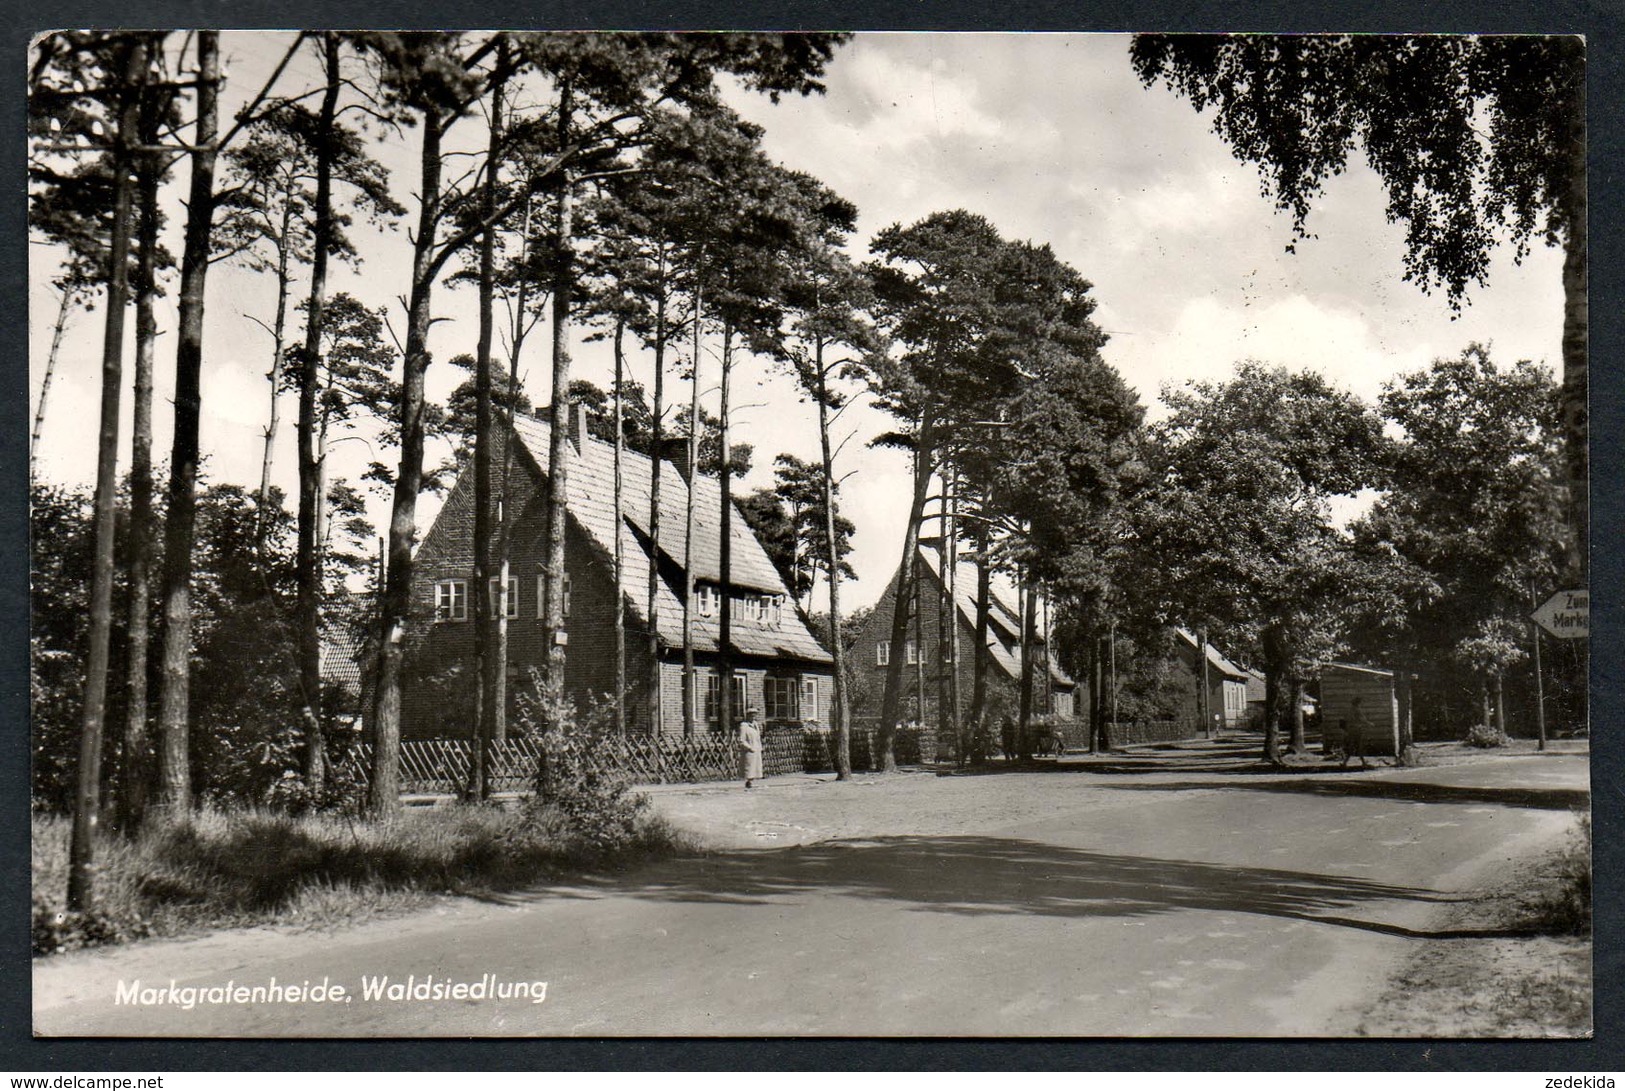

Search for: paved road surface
xmin=34 ymin=751 xmax=1588 ymax=1036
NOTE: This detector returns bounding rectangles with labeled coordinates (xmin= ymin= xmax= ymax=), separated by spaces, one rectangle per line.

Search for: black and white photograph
xmin=27 ymin=29 xmax=1592 ymax=1039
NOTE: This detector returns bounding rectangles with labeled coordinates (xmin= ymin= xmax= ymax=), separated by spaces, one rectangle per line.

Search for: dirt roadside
xmin=1355 ymin=814 xmax=1592 ymax=1037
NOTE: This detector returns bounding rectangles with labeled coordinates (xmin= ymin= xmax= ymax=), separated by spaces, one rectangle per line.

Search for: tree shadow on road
xmin=1099 ymin=778 xmax=1589 ymax=811
xmin=499 ymin=835 xmax=1543 ymax=940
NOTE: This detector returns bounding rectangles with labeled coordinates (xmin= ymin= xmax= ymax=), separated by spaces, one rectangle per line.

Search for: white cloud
xmin=1123 ymin=294 xmax=1426 ymax=412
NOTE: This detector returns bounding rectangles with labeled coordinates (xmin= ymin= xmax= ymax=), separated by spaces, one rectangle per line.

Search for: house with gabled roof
xmin=1173 ymin=627 xmax=1251 ymax=730
xmin=852 ymin=542 xmax=1077 ymax=729
xmin=401 ymin=405 xmax=834 ymax=739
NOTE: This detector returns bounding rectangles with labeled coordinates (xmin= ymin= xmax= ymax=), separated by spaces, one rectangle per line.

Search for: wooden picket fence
xmin=333 ymin=718 xmax=1215 ymax=797
xmin=335 ymin=723 xmax=944 ymax=797
xmin=1102 ymin=719 xmax=1206 ymax=747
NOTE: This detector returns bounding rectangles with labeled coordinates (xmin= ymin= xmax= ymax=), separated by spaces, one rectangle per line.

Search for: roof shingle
xmin=509 ymin=415 xmax=832 ymax=664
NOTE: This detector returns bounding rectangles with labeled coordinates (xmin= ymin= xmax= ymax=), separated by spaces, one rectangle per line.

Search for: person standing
xmin=737 ymin=705 xmax=764 ymax=789
xmin=1341 ymin=696 xmax=1371 ymax=770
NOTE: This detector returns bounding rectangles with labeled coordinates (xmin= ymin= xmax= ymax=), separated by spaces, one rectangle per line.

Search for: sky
xmin=27 ymin=32 xmax=1566 ymax=611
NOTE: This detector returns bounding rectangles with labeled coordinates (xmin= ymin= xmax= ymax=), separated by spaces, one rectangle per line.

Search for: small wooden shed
xmin=1318 ymin=662 xmax=1399 ymax=756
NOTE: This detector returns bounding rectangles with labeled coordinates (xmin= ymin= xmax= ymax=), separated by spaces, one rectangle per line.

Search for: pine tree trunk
xmin=969 ymin=516 xmax=990 ymax=749
xmin=30 ymin=287 xmax=73 ymax=487
xmin=681 ymin=259 xmax=702 ymax=738
xmin=814 ymin=340 xmax=851 ymax=780
xmin=613 ymin=318 xmax=627 ymax=737
xmin=539 ymin=82 xmax=576 ymax=726
xmin=1018 ymin=569 xmax=1036 ymax=760
xmin=934 ymin=539 xmax=948 ymax=750
xmin=876 ymin=411 xmax=934 ymax=774
xmin=297 ymin=33 xmax=339 ymax=801
xmin=646 ymin=250 xmax=667 ymax=736
xmin=492 ymin=195 xmax=533 ymax=749
xmin=256 ymin=197 xmax=293 ymax=533
xmin=118 ymin=124 xmax=162 ymax=833
xmin=155 ymin=31 xmax=220 ymax=818
xmin=466 ymin=56 xmax=505 ymax=803
xmin=370 ymin=102 xmax=446 ymax=816
xmin=718 ymin=323 xmax=734 ymax=740
xmin=67 ymin=35 xmax=146 ymax=910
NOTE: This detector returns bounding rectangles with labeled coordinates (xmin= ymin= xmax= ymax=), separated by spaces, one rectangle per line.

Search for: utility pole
xmin=1199 ymin=627 xmax=1212 ymax=737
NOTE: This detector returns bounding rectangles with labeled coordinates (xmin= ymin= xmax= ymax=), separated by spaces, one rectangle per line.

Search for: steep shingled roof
xmin=509 ymin=414 xmax=831 ymax=664
xmin=1174 ymin=628 xmax=1250 ymax=680
xmin=914 ymin=546 xmax=1074 ymax=688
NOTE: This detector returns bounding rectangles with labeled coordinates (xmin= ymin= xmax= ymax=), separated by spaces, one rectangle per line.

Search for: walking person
xmin=1341 ymin=696 xmax=1371 ymax=770
xmin=737 ymin=705 xmax=764 ymax=789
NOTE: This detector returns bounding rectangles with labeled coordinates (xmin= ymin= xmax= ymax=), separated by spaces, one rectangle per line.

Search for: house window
xmin=800 ymin=676 xmax=819 ymax=721
xmin=905 ymin=639 xmax=918 ymax=666
xmin=705 ymin=673 xmax=747 ymax=724
xmin=769 ymin=596 xmax=784 ymax=628
xmin=876 ymin=642 xmax=889 ymax=667
xmin=697 ymin=583 xmax=718 ymax=618
xmin=764 ymin=676 xmax=798 ymax=721
xmin=434 ymin=579 xmax=467 ymax=622
xmin=488 ymin=576 xmax=518 ymax=619
xmin=535 ymin=572 xmax=571 ymax=619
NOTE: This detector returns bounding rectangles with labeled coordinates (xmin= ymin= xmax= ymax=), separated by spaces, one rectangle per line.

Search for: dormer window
xmin=697 ymin=583 xmax=718 ymax=618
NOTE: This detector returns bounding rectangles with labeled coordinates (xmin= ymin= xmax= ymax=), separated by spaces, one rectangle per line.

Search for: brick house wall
xmin=855 ymin=560 xmax=1075 ymax=730
xmin=1168 ymin=636 xmax=1250 ymax=731
xmin=654 ymin=657 xmax=834 ymax=738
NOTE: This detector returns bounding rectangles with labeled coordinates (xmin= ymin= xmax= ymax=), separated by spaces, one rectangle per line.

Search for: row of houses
xmin=324 ymin=407 xmax=1399 ymax=754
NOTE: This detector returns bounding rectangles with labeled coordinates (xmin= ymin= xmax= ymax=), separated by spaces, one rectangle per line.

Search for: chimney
xmin=571 ymin=400 xmax=589 ymax=452
xmin=660 ymin=436 xmax=692 ymax=482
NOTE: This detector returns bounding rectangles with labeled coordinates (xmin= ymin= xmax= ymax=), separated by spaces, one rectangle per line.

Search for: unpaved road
xmin=34 ymin=750 xmax=1588 ymax=1037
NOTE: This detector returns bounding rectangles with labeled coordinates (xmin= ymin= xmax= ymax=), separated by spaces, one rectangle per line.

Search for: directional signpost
xmin=1529 ymin=589 xmax=1588 ymax=750
xmin=1531 ymin=589 xmax=1589 ymax=640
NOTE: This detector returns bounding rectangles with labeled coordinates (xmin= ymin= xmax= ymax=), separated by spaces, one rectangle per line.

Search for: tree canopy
xmin=1131 ymin=33 xmax=1588 ymax=578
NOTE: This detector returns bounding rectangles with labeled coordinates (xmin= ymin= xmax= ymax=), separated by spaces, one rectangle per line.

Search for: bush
xmin=515 ymin=686 xmax=657 ymax=856
xmin=33 ymin=907 xmax=151 ymax=957
xmin=526 ymin=743 xmax=652 ymax=855
xmin=1465 ymin=723 xmax=1512 ymax=748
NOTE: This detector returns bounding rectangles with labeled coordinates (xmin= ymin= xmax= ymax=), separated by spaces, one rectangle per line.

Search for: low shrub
xmin=1464 ymin=723 xmax=1512 ymax=748
xmin=516 ymin=677 xmax=664 ymax=857
xmin=527 ymin=744 xmax=653 ymax=858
